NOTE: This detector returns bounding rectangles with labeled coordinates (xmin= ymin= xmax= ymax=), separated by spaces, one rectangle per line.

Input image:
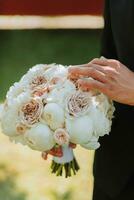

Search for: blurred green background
xmin=0 ymin=29 xmax=101 ymax=200
xmin=0 ymin=29 xmax=101 ymax=100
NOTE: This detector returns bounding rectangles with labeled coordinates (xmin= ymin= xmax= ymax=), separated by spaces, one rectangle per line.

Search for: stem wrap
xmin=51 ymin=145 xmax=80 ymax=177
xmin=53 ymin=145 xmax=74 ymax=164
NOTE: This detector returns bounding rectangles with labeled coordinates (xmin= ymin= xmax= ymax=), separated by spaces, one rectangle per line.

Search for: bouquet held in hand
xmin=0 ymin=64 xmax=115 ymax=177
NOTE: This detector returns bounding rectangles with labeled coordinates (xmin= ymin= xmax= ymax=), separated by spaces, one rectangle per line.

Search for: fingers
xmin=68 ymin=61 xmax=119 ymax=83
xmin=90 ymin=64 xmax=119 ymax=78
xmin=77 ymin=78 xmax=107 ymax=94
xmin=68 ymin=65 xmax=107 ymax=83
xmin=91 ymin=58 xmax=120 ymax=69
xmin=90 ymin=58 xmax=108 ymax=66
xmin=69 ymin=58 xmax=120 ymax=74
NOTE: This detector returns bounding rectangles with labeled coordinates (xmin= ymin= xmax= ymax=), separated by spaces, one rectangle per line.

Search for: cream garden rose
xmin=54 ymin=128 xmax=70 ymax=145
xmin=66 ymin=91 xmax=91 ymax=117
xmin=19 ymin=98 xmax=43 ymax=127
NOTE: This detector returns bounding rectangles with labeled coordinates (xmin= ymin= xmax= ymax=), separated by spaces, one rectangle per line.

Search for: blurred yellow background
xmin=0 ymin=125 xmax=94 ymax=200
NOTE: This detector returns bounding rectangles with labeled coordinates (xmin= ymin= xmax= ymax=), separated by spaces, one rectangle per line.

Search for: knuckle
xmin=110 ymin=59 xmax=118 ymax=64
xmin=111 ymin=59 xmax=120 ymax=68
xmin=105 ymin=68 xmax=117 ymax=77
xmin=86 ymin=63 xmax=92 ymax=67
xmin=92 ymin=58 xmax=98 ymax=62
xmin=90 ymin=58 xmax=98 ymax=64
xmin=115 ymin=60 xmax=120 ymax=65
xmin=115 ymin=61 xmax=120 ymax=69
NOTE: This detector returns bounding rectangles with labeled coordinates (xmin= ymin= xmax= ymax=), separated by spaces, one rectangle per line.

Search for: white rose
xmin=6 ymin=82 xmax=25 ymax=106
xmin=96 ymin=94 xmax=109 ymax=113
xmin=1 ymin=92 xmax=30 ymax=136
xmin=42 ymin=103 xmax=65 ymax=130
xmin=46 ymin=79 xmax=76 ymax=106
xmin=20 ymin=64 xmax=49 ymax=89
xmin=0 ymin=104 xmax=4 ymax=121
xmin=44 ymin=64 xmax=67 ymax=81
xmin=28 ymin=64 xmax=51 ymax=73
xmin=24 ymin=123 xmax=55 ymax=151
xmin=16 ymin=123 xmax=28 ymax=135
xmin=1 ymin=102 xmax=20 ymax=136
xmin=10 ymin=135 xmax=27 ymax=145
xmin=66 ymin=115 xmax=93 ymax=144
xmin=89 ymin=107 xmax=111 ymax=137
xmin=80 ymin=136 xmax=100 ymax=150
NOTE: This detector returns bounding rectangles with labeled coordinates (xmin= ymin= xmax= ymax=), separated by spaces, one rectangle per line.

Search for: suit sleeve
xmin=101 ymin=0 xmax=118 ymax=59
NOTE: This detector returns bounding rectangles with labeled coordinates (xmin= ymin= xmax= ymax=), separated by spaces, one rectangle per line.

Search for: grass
xmin=0 ymin=29 xmax=101 ymax=199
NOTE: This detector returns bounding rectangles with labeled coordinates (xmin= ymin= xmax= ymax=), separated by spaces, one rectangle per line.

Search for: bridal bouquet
xmin=0 ymin=64 xmax=115 ymax=177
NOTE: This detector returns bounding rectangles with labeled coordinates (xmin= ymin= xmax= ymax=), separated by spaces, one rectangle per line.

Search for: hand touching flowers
xmin=68 ymin=58 xmax=134 ymax=105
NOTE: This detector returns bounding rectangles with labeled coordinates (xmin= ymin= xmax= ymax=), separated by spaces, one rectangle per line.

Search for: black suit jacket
xmin=93 ymin=0 xmax=134 ymax=198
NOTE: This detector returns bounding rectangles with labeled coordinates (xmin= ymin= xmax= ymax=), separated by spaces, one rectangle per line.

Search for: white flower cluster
xmin=0 ymin=64 xmax=115 ymax=153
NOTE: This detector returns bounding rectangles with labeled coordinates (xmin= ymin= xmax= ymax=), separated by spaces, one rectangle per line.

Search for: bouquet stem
xmin=51 ymin=145 xmax=80 ymax=177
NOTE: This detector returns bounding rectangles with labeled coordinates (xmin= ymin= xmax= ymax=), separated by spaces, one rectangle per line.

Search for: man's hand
xmin=68 ymin=58 xmax=134 ymax=105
